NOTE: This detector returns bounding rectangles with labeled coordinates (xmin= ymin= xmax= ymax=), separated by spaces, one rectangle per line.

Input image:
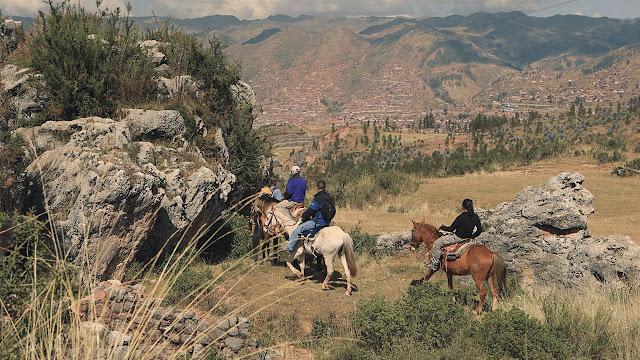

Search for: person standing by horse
xmin=284 ymin=180 xmax=335 ymax=252
xmin=425 ymin=198 xmax=482 ymax=271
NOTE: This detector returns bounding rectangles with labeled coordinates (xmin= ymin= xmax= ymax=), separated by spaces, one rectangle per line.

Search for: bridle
xmin=252 ymin=202 xmax=299 ymax=236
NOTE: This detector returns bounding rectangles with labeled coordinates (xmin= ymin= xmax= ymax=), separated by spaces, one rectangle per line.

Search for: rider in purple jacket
xmin=283 ymin=166 xmax=306 ymax=204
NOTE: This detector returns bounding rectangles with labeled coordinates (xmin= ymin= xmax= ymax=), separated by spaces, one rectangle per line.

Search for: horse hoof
xmin=345 ymin=291 xmax=351 ymax=296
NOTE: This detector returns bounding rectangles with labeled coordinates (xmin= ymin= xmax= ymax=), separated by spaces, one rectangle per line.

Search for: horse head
xmin=410 ymin=220 xmax=439 ymax=249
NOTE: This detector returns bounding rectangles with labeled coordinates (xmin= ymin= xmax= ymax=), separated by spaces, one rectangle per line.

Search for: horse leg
xmin=422 ymin=268 xmax=435 ymax=282
xmin=447 ymin=271 xmax=456 ymax=303
xmin=488 ymin=274 xmax=499 ymax=311
xmin=299 ymin=248 xmax=306 ymax=278
xmin=285 ymin=248 xmax=303 ymax=278
xmin=322 ymin=255 xmax=334 ymax=291
xmin=339 ymin=252 xmax=352 ymax=296
xmin=473 ymin=275 xmax=487 ymax=315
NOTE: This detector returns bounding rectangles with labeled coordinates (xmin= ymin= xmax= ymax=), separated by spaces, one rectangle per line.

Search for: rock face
xmin=1 ymin=65 xmax=48 ymax=125
xmin=377 ymin=172 xmax=640 ymax=291
xmin=20 ymin=114 xmax=235 ymax=281
xmin=0 ymin=19 xmax=24 ymax=62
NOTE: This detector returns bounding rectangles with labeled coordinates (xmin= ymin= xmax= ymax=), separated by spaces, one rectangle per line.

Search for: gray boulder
xmin=19 ymin=116 xmax=235 ymax=281
xmin=230 ymin=80 xmax=256 ymax=110
xmin=138 ymin=40 xmax=167 ymax=66
xmin=376 ymin=232 xmax=412 ymax=250
xmin=125 ymin=109 xmax=186 ymax=141
xmin=0 ymin=19 xmax=24 ymax=62
xmin=1 ymin=65 xmax=48 ymax=124
xmin=477 ymin=172 xmax=639 ymax=292
xmin=155 ymin=75 xmax=200 ymax=102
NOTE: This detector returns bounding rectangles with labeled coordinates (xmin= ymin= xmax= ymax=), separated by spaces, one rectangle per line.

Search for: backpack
xmin=320 ymin=196 xmax=336 ymax=223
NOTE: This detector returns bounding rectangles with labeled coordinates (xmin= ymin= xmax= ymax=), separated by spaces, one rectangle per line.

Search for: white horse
xmin=251 ymin=196 xmax=358 ymax=295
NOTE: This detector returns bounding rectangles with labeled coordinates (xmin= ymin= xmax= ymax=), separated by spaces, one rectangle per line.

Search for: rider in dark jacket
xmin=285 ymin=180 xmax=334 ymax=252
xmin=425 ymin=198 xmax=482 ymax=271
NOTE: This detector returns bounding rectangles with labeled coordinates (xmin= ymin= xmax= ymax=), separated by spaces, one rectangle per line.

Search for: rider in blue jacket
xmin=285 ymin=180 xmax=334 ymax=252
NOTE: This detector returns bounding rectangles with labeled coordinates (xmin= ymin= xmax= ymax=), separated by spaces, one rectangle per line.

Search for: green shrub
xmin=351 ymin=295 xmax=405 ymax=350
xmin=27 ymin=1 xmax=156 ymax=121
xmin=0 ymin=131 xmax=28 ymax=212
xmin=626 ymin=157 xmax=640 ymax=170
xmin=477 ymin=308 xmax=571 ymax=359
xmin=226 ymin=212 xmax=252 ymax=259
xmin=163 ymin=266 xmax=214 ymax=305
xmin=349 ymin=225 xmax=387 ymax=257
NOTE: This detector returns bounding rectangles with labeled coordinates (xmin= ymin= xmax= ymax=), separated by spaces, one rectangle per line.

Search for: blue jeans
xmin=285 ymin=220 xmax=316 ymax=251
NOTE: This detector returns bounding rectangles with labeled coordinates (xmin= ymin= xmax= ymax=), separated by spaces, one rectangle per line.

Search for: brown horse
xmin=250 ymin=195 xmax=292 ymax=262
xmin=411 ymin=220 xmax=506 ymax=314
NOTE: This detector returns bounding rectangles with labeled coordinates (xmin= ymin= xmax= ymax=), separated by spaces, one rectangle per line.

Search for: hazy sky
xmin=1 ymin=0 xmax=639 ymax=20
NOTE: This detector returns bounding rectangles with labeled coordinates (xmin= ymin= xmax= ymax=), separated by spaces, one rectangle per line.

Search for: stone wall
xmin=63 ymin=280 xmax=257 ymax=359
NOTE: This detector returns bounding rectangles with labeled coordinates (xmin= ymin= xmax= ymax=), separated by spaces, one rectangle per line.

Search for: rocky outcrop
xmin=155 ymin=75 xmax=200 ymax=102
xmin=478 ymin=172 xmax=639 ymax=291
xmin=55 ymin=280 xmax=258 ymax=359
xmin=0 ymin=19 xmax=24 ymax=62
xmin=230 ymin=80 xmax=256 ymax=110
xmin=139 ymin=40 xmax=167 ymax=67
xmin=19 ymin=114 xmax=235 ymax=281
xmin=1 ymin=65 xmax=48 ymax=125
xmin=377 ymin=172 xmax=640 ymax=291
xmin=125 ymin=109 xmax=186 ymax=141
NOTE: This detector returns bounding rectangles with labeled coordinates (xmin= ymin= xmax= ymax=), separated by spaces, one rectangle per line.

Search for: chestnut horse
xmin=411 ymin=220 xmax=506 ymax=314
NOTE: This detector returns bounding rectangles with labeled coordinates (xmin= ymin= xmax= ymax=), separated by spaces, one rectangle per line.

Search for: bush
xmin=0 ymin=131 xmax=28 ymax=212
xmin=27 ymin=1 xmax=156 ymax=121
xmin=477 ymin=308 xmax=571 ymax=359
xmin=163 ymin=265 xmax=214 ymax=305
xmin=352 ymin=282 xmax=470 ymax=352
xmin=225 ymin=212 xmax=253 ymax=259
xmin=349 ymin=225 xmax=387 ymax=257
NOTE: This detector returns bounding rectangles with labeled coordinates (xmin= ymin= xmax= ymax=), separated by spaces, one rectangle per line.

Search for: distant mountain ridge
xmin=7 ymin=11 xmax=640 ymax=118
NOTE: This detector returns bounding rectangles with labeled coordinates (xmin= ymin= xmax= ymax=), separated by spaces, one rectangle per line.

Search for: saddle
xmin=443 ymin=239 xmax=474 ymax=262
xmin=300 ymin=226 xmax=328 ymax=256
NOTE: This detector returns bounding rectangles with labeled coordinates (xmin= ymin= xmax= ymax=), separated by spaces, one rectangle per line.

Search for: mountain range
xmin=8 ymin=11 xmax=640 ymax=122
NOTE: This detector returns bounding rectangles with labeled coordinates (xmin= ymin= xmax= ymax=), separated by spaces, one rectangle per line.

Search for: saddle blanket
xmin=444 ymin=240 xmax=474 ymax=261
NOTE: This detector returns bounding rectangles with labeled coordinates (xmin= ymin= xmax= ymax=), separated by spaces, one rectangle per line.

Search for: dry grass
xmin=335 ymin=154 xmax=640 ymax=242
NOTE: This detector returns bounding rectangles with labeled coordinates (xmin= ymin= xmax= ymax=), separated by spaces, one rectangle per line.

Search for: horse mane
xmin=420 ymin=222 xmax=439 ymax=234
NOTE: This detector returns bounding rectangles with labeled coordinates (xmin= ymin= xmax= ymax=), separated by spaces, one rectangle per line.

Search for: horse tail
xmin=491 ymin=252 xmax=507 ymax=298
xmin=342 ymin=232 xmax=358 ymax=278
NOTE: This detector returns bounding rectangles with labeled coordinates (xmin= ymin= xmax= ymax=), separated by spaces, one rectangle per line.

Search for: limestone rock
xmin=1 ymin=65 xmax=48 ymax=124
xmin=125 ymin=109 xmax=186 ymax=141
xmin=0 ymin=19 xmax=24 ymax=62
xmin=20 ymin=116 xmax=235 ymax=281
xmin=138 ymin=40 xmax=167 ymax=66
xmin=230 ymin=80 xmax=256 ymax=110
xmin=376 ymin=232 xmax=412 ymax=250
xmin=155 ymin=75 xmax=201 ymax=102
xmin=477 ymin=172 xmax=638 ymax=292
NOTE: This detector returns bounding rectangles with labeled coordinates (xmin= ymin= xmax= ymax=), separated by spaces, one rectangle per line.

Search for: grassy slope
xmin=335 ymin=154 xmax=640 ymax=240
